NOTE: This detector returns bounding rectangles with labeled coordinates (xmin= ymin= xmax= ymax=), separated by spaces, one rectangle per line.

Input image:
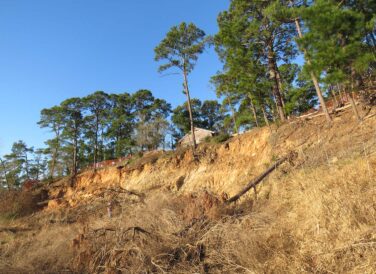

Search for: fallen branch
xmin=37 ymin=197 xmax=64 ymax=206
xmin=126 ymin=226 xmax=151 ymax=239
xmin=297 ymin=111 xmax=319 ymax=119
xmin=150 ymin=259 xmax=167 ymax=274
xmin=92 ymin=226 xmax=151 ymax=239
xmin=0 ymin=227 xmax=32 ymax=233
xmin=37 ymin=200 xmax=50 ymax=206
xmin=93 ymin=227 xmax=116 ymax=233
xmin=363 ymin=112 xmax=376 ymax=120
xmin=97 ymin=187 xmax=144 ymax=198
xmin=294 ymin=103 xmax=353 ymax=122
xmin=226 ymin=152 xmax=296 ymax=203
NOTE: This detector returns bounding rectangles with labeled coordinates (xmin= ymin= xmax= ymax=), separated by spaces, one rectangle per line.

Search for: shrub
xmin=205 ymin=133 xmax=231 ymax=144
xmin=0 ymin=190 xmax=41 ymax=219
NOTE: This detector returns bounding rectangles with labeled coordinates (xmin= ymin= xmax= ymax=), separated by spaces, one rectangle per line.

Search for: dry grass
xmin=1 ymin=153 xmax=375 ymax=273
xmin=70 ymin=192 xmax=220 ymax=273
xmin=66 ymin=151 xmax=375 ymax=274
xmin=1 ymin=108 xmax=375 ymax=273
xmin=224 ymin=154 xmax=376 ymax=273
xmin=0 ymin=223 xmax=80 ymax=273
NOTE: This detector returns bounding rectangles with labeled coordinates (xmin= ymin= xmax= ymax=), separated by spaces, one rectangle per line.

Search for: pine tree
xmin=38 ymin=106 xmax=65 ymax=179
xmin=215 ymin=0 xmax=298 ymax=123
xmin=155 ymin=22 xmax=209 ymax=151
xmin=83 ymin=91 xmax=111 ymax=165
xmin=132 ymin=90 xmax=171 ymax=151
xmin=61 ymin=98 xmax=84 ymax=175
xmin=211 ymin=73 xmax=241 ymax=134
xmin=107 ymin=93 xmax=135 ymax=158
xmin=299 ymin=0 xmax=376 ymax=120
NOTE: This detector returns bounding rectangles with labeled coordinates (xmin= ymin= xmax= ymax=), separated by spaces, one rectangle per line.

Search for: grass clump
xmin=205 ymin=133 xmax=231 ymax=144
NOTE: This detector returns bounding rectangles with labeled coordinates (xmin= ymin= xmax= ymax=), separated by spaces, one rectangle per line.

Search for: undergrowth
xmin=0 ymin=190 xmax=41 ymax=219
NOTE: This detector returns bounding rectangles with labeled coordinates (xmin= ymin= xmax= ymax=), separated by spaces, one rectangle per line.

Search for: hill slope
xmin=1 ymin=107 xmax=375 ymax=273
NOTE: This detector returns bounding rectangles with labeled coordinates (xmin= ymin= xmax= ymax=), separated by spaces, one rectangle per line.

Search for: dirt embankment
xmin=49 ymin=107 xmax=376 ymax=209
xmin=1 ymin=107 xmax=375 ymax=273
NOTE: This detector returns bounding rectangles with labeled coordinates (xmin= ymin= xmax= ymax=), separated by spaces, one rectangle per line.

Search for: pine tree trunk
xmin=330 ymin=86 xmax=339 ymax=110
xmin=50 ymin=147 xmax=57 ymax=180
xmin=275 ymin=69 xmax=286 ymax=108
xmin=101 ymin=128 xmax=105 ymax=161
xmin=350 ymin=68 xmax=361 ymax=121
xmin=348 ymin=92 xmax=360 ymax=121
xmin=231 ymin=105 xmax=238 ymax=134
xmin=73 ymin=137 xmax=78 ymax=175
xmin=183 ymin=69 xmax=197 ymax=150
xmin=262 ymin=104 xmax=270 ymax=128
xmin=115 ymin=135 xmax=120 ymax=159
xmin=228 ymin=96 xmax=238 ymax=134
xmin=310 ymin=71 xmax=332 ymax=122
xmin=0 ymin=158 xmax=11 ymax=191
xmin=267 ymin=42 xmax=286 ymax=122
xmin=50 ymin=136 xmax=59 ymax=180
xmin=24 ymin=153 xmax=30 ymax=180
xmin=249 ymin=95 xmax=259 ymax=127
xmin=35 ymin=161 xmax=40 ymax=181
xmin=271 ymin=104 xmax=277 ymax=123
xmin=94 ymin=119 xmax=99 ymax=167
xmin=337 ymin=84 xmax=346 ymax=103
xmin=293 ymin=15 xmax=331 ymax=123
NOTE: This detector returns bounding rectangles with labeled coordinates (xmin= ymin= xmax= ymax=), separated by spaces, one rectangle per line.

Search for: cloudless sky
xmin=0 ymin=0 xmax=229 ymax=155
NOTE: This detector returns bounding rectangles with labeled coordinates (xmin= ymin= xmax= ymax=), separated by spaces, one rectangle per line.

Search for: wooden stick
xmin=37 ymin=197 xmax=64 ymax=206
xmin=0 ymin=227 xmax=32 ymax=233
xmin=226 ymin=154 xmax=292 ymax=203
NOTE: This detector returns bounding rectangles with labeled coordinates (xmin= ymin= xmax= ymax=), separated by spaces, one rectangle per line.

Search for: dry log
xmin=294 ymin=103 xmax=353 ymax=122
xmin=226 ymin=152 xmax=296 ymax=203
xmin=297 ymin=111 xmax=319 ymax=119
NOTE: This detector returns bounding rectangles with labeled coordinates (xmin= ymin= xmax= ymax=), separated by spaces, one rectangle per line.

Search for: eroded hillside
xmin=48 ymin=108 xmax=375 ymax=207
xmin=1 ymin=107 xmax=375 ymax=273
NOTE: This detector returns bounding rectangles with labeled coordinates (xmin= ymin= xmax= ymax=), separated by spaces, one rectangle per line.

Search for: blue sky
xmin=0 ymin=0 xmax=229 ymax=155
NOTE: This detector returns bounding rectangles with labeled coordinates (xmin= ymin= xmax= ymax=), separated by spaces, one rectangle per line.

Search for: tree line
xmin=1 ymin=0 xmax=375 ymax=188
xmin=0 ymin=91 xmax=227 ymax=187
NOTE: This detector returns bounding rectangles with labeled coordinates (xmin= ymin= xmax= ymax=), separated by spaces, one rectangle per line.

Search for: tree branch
xmin=226 ymin=151 xmax=297 ymax=203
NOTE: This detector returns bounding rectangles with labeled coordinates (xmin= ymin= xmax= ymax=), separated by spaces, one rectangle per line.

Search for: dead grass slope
xmin=0 ymin=107 xmax=375 ymax=273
